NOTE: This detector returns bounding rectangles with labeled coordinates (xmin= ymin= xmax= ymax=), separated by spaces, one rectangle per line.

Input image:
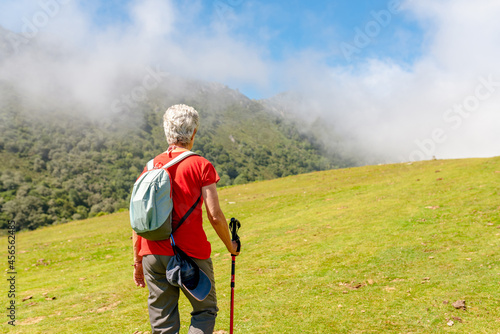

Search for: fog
xmin=1 ymin=0 xmax=499 ymax=163
xmin=277 ymin=0 xmax=500 ymax=162
xmin=0 ymin=0 xmax=270 ymax=115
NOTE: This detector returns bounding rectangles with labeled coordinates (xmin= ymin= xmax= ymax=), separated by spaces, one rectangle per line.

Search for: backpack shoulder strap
xmin=167 ymin=151 xmax=202 ymax=246
xmin=146 ymin=151 xmax=198 ymax=171
xmin=171 ymin=194 xmax=202 ymax=235
xmin=146 ymin=159 xmax=155 ymax=171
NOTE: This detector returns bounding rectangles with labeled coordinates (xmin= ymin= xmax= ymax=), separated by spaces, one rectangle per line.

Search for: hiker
xmin=132 ymin=104 xmax=240 ymax=334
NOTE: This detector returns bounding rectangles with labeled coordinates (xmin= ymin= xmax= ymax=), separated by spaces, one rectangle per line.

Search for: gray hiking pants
xmin=142 ymin=254 xmax=218 ymax=334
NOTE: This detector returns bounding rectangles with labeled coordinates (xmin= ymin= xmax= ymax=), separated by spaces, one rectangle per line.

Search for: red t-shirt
xmin=137 ymin=150 xmax=220 ymax=259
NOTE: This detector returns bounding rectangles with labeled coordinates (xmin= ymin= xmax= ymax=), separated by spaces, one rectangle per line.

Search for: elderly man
xmin=132 ymin=104 xmax=240 ymax=334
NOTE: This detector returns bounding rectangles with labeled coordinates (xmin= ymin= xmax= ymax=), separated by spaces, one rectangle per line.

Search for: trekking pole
xmin=229 ymin=218 xmax=241 ymax=334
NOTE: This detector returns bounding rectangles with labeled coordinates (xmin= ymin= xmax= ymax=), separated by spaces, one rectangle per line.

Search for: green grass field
xmin=2 ymin=157 xmax=500 ymax=333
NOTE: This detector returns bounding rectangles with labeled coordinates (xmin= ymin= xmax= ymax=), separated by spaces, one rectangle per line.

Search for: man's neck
xmin=169 ymin=144 xmax=189 ymax=152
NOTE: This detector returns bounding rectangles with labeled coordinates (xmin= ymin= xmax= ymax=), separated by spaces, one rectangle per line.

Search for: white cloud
xmin=0 ymin=0 xmax=271 ymax=115
xmin=129 ymin=0 xmax=176 ymax=38
xmin=282 ymin=0 xmax=500 ymax=162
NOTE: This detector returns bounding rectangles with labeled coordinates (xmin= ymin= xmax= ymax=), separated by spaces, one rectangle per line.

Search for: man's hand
xmin=133 ymin=262 xmax=146 ymax=288
xmin=231 ymin=240 xmax=241 ymax=256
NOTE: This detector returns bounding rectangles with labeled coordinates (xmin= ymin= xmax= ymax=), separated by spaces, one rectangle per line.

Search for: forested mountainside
xmin=0 ymin=79 xmax=356 ymax=231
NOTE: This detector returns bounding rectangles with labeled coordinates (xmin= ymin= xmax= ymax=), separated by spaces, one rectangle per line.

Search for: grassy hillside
xmin=2 ymin=157 xmax=499 ymax=333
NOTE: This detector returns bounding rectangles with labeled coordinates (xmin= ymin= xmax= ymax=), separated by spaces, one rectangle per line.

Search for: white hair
xmin=163 ymin=104 xmax=199 ymax=146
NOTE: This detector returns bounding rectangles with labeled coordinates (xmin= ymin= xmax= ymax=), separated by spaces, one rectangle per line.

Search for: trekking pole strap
xmin=229 ymin=218 xmax=241 ymax=252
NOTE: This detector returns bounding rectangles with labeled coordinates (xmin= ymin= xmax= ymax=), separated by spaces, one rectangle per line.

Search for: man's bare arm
xmin=202 ymin=183 xmax=240 ymax=256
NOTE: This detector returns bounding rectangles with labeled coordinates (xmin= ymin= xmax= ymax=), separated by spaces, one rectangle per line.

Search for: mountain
xmin=0 ymin=23 xmax=362 ymax=231
xmin=0 ymin=25 xmax=16 ymax=59
xmin=0 ymin=75 xmax=357 ymax=231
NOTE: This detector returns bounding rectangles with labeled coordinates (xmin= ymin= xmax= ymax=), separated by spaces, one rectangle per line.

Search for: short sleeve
xmin=201 ymin=160 xmax=220 ymax=187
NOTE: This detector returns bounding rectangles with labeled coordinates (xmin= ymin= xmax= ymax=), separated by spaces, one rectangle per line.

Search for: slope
xmin=2 ymin=157 xmax=499 ymax=333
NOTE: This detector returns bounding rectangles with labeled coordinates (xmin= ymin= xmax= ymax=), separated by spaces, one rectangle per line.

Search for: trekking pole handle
xmin=230 ymin=218 xmax=241 ymax=252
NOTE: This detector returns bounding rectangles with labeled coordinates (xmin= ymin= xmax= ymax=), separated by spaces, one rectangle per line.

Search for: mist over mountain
xmin=3 ymin=0 xmax=499 ymax=165
xmin=0 ymin=23 xmax=358 ymax=231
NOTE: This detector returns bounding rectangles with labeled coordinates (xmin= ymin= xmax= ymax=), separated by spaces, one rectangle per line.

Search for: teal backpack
xmin=130 ymin=151 xmax=198 ymax=241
